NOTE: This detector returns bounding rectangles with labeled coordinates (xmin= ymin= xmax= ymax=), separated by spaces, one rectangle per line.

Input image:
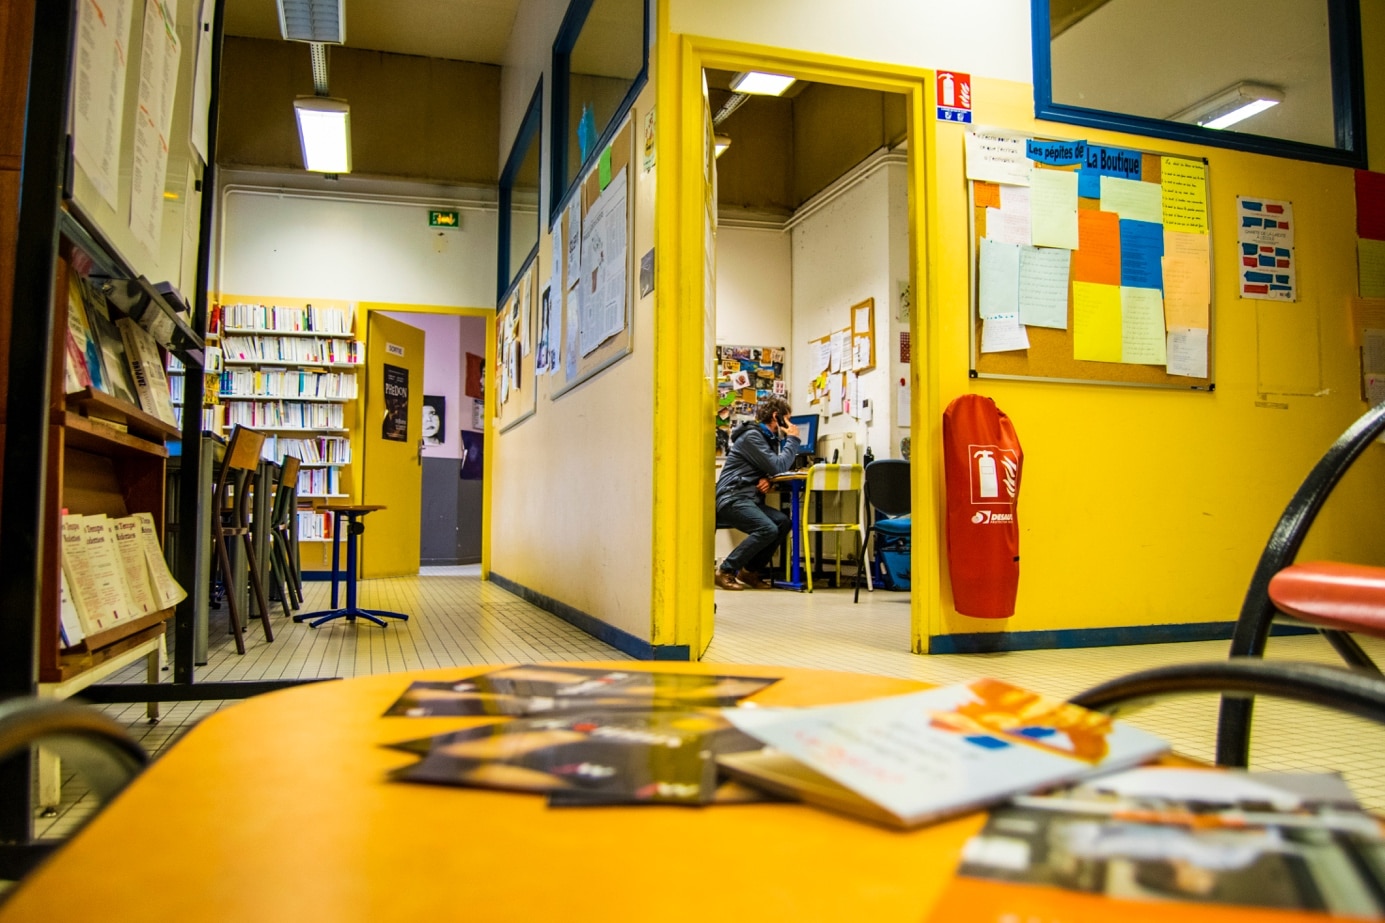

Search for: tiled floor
xmin=36 ymin=572 xmax=1385 ymax=842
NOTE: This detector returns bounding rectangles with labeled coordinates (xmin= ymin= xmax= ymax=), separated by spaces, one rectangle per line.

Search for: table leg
xmin=345 ymin=513 xmax=358 ymax=618
xmin=330 ymin=510 xmax=343 ymax=608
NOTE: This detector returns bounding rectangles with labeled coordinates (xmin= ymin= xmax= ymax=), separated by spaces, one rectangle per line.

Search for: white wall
xmin=382 ymin=312 xmax=463 ymax=460
xmin=715 ymin=226 xmax=793 ymax=355
xmin=668 ymin=0 xmax=1032 ymax=84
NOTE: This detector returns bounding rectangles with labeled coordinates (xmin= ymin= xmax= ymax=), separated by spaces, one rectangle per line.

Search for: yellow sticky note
xmin=1361 ymin=238 xmax=1385 ymax=298
xmin=1073 ymin=281 xmax=1122 ymax=362
xmin=1161 ymin=157 xmax=1208 ymax=233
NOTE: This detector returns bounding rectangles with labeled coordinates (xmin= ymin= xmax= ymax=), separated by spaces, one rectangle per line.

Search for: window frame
xmin=498 ymin=80 xmax=543 ymax=304
xmin=1030 ymin=0 xmax=1368 ymax=168
xmin=549 ymin=0 xmax=650 ymax=223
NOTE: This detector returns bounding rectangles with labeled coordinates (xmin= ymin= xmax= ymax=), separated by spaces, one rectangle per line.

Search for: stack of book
xmin=59 ymin=511 xmax=187 ymax=648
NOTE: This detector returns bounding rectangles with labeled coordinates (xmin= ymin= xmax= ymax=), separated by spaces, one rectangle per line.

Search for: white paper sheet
xmin=578 ymin=170 xmax=628 ymax=356
xmin=964 ymin=132 xmax=1032 ymax=186
xmin=981 ymin=313 xmax=1030 ymax=353
xmin=129 ymin=0 xmax=181 ymax=256
xmin=72 ymin=0 xmax=135 ymax=209
xmin=1166 ymin=326 xmax=1208 ymax=378
xmin=979 ymin=238 xmax=1021 ymax=319
xmin=1018 ymin=246 xmax=1070 ymax=329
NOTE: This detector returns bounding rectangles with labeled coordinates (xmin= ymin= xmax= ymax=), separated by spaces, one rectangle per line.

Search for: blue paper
xmin=578 ymin=106 xmax=597 ymax=162
xmin=1119 ymin=219 xmax=1164 ymax=290
xmin=1078 ymin=145 xmax=1141 ymax=198
xmin=1026 ymin=139 xmax=1086 ymax=166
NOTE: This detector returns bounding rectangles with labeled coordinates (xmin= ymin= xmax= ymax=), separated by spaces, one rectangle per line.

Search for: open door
xmin=698 ymin=71 xmax=718 ymax=657
xmin=362 ymin=313 xmax=425 ymax=578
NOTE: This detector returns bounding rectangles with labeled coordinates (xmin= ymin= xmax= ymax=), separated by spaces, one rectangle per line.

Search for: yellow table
xmin=0 ymin=664 xmax=987 ymax=921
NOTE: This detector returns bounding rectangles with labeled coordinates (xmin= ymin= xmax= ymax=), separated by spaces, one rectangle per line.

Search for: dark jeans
xmin=717 ymin=497 xmax=790 ymax=575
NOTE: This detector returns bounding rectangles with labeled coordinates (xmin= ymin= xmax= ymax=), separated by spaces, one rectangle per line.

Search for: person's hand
xmin=782 ymin=419 xmax=800 ymax=438
xmin=757 ymin=477 xmax=771 ymax=494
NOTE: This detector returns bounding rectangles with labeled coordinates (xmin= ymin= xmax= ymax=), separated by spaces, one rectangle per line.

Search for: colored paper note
xmin=979 ymin=238 xmax=1021 ymax=319
xmin=1119 ymin=219 xmax=1164 ymax=290
xmin=598 ymin=147 xmax=613 ymax=188
xmin=1120 ymin=286 xmax=1167 ymax=365
xmin=1161 ymin=157 xmax=1208 ymax=233
xmin=1073 ymin=209 xmax=1121 ymax=285
xmin=965 ymin=133 xmax=1032 ymax=186
xmin=1161 ymin=255 xmax=1210 ymax=329
xmin=1099 ymin=176 xmax=1162 ymax=224
xmin=1355 ymin=170 xmax=1385 ymax=240
xmin=1165 ymin=229 xmax=1210 ymax=261
xmin=1078 ymin=144 xmax=1142 ymax=198
xmin=1029 ymin=168 xmax=1079 ymax=249
xmin=1238 ymin=197 xmax=1294 ymax=248
xmin=1362 ymin=328 xmax=1385 ymax=373
xmin=973 ymin=181 xmax=1001 ymax=209
xmin=1026 ymin=139 xmax=1086 ymax=167
xmin=981 ymin=313 xmax=1029 ymax=352
xmin=1360 ymin=238 xmax=1385 ymax=298
xmin=984 ymin=207 xmax=1030 ymax=245
xmin=1018 ymin=246 xmax=1071 ymax=329
xmin=1166 ymin=326 xmax=1208 ymax=378
xmin=1072 ymin=282 xmax=1122 ymax=362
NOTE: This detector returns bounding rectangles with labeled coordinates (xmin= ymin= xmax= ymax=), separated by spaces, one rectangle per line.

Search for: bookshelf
xmin=210 ymin=298 xmax=361 ymax=557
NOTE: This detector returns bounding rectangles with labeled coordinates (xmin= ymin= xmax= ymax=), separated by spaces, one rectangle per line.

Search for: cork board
xmin=495 ymin=258 xmax=538 ymax=432
xmin=969 ymin=130 xmax=1214 ymax=390
xmin=551 ymin=118 xmax=634 ymax=399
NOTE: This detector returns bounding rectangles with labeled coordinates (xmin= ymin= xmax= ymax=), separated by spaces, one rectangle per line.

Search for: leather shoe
xmin=737 ymin=569 xmax=770 ymax=589
xmin=714 ymin=569 xmax=744 ymax=591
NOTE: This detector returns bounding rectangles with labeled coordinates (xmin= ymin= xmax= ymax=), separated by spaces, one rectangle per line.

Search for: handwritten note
xmin=1018 ymin=246 xmax=1071 ymax=329
xmin=1160 ymin=158 xmax=1208 ymax=233
xmin=979 ymin=238 xmax=1021 ymax=319
xmin=1165 ymin=230 xmax=1211 ymax=261
xmin=985 ymin=207 xmax=1030 ymax=245
xmin=1360 ymin=238 xmax=1385 ymax=298
xmin=1121 ymin=287 xmax=1167 ymax=365
xmin=1030 ymin=168 xmax=1079 ymax=249
xmin=973 ymin=181 xmax=1001 ymax=209
xmin=1162 ymin=255 xmax=1210 ymax=329
xmin=1073 ymin=209 xmax=1121 ymax=285
xmin=1100 ymin=176 xmax=1162 ymax=224
xmin=1166 ymin=326 xmax=1209 ymax=378
xmin=1072 ymin=281 xmax=1122 ymax=362
xmin=965 ymin=132 xmax=1033 ymax=186
xmin=981 ymin=313 xmax=1030 ymax=353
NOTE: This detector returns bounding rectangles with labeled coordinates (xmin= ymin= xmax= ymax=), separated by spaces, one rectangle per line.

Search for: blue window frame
xmin=498 ymin=82 xmax=543 ymax=303
xmin=1031 ymin=0 xmax=1366 ymax=168
xmin=550 ymin=0 xmax=650 ymax=222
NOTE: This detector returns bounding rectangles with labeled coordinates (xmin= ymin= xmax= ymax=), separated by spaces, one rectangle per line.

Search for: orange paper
xmin=1073 ymin=209 xmax=1121 ymax=285
xmin=973 ymin=181 xmax=1002 ymax=209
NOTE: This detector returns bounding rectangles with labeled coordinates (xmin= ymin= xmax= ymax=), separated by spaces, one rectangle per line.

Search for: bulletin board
xmin=967 ymin=129 xmax=1215 ymax=390
xmin=495 ymin=257 xmax=538 ymax=432
xmin=714 ymin=344 xmax=785 ymax=455
xmin=550 ymin=119 xmax=635 ymax=399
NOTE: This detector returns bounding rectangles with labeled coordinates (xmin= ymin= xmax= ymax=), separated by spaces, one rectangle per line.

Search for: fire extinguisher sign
xmin=936 ymin=71 xmax=972 ymax=123
xmin=969 ymin=444 xmax=1019 ymax=509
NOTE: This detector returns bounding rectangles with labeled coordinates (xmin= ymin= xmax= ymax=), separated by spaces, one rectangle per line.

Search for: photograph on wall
xmin=465 ymin=352 xmax=484 ymax=399
xmin=460 ymin=430 xmax=484 ymax=480
xmin=382 ymin=364 xmax=409 ymax=442
xmin=422 ymin=395 xmax=445 ymax=446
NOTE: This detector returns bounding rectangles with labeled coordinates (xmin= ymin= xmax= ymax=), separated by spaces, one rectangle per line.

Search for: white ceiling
xmin=223 ymin=0 xmax=524 ymax=63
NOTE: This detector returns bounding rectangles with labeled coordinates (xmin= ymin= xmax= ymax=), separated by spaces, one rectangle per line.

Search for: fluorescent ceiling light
xmin=276 ymin=0 xmax=346 ymax=43
xmin=714 ymin=134 xmax=732 ymax=158
xmin=729 ymin=71 xmax=796 ymax=96
xmin=294 ymin=97 xmax=351 ymax=173
xmin=1171 ymin=82 xmax=1283 ymax=131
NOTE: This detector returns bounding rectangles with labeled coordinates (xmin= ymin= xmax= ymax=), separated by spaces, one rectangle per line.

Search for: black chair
xmin=211 ymin=425 xmax=275 ymax=654
xmin=267 ymin=455 xmax=302 ymax=616
xmin=1217 ymin=403 xmax=1385 ymax=767
xmin=854 ymin=459 xmax=911 ymax=602
xmin=0 ymin=698 xmax=148 ymax=879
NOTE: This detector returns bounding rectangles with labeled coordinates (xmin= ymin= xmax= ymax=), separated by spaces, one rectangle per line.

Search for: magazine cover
xmin=389 ymin=709 xmax=767 ymax=806
xmin=382 ymin=665 xmax=780 ymax=717
xmin=928 ymin=767 xmax=1385 ymax=921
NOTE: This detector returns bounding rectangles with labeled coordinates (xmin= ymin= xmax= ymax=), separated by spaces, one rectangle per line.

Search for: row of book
xmin=296 ymin=467 xmax=341 ymax=496
xmin=216 ymin=302 xmax=353 ymax=336
xmin=296 ymin=509 xmax=335 ymax=542
xmin=59 ymin=512 xmax=187 ymax=648
xmin=259 ymin=435 xmax=351 ymax=465
xmin=221 ymin=335 xmax=363 ymax=366
xmin=219 ymin=369 xmax=358 ymax=400
xmin=63 ymin=275 xmax=179 ymax=427
xmin=224 ymin=401 xmax=345 ymax=430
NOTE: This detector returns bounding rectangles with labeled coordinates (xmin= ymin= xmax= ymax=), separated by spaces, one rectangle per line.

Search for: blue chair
xmin=854 ymin=460 xmax=911 ymax=602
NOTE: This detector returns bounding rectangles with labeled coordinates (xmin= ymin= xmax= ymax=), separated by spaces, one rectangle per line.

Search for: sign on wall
xmin=936 ymin=70 xmax=972 ymax=123
xmin=382 ymin=364 xmax=409 ymax=441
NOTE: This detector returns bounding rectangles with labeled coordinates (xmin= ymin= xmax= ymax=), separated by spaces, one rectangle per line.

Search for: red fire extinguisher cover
xmin=943 ymin=394 xmax=1022 ymax=618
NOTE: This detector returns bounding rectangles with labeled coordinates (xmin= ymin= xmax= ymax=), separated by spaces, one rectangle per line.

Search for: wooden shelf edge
xmin=65 ymin=388 xmax=181 ymax=441
xmin=45 ymin=618 xmax=167 ymax=684
xmin=57 ymin=412 xmax=170 ymax=457
xmin=73 ymin=608 xmax=172 ymax=653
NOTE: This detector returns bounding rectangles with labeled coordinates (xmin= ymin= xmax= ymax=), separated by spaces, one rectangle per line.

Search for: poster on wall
xmin=460 ymin=430 xmax=484 ymax=480
xmin=465 ymin=353 xmax=484 ymax=398
xmin=1237 ymin=196 xmax=1296 ymax=301
xmin=422 ymin=395 xmax=444 ymax=446
xmin=382 ymin=364 xmax=409 ymax=441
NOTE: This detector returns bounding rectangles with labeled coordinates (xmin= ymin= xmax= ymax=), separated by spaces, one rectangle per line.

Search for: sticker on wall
xmin=936 ymin=71 xmax=972 ymax=123
xmin=386 ymin=342 xmax=405 ymax=357
xmin=382 ymin=365 xmax=409 ymax=442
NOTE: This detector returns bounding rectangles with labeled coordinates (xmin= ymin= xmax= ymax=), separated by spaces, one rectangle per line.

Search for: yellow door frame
xmin=355 ymin=303 xmax=497 ymax=577
xmin=653 ymin=21 xmax=943 ymax=655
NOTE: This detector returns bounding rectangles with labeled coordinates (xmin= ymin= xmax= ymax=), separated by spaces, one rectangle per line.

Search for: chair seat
xmin=1269 ymin=561 xmax=1385 ymax=637
xmin=874 ymin=516 xmax=911 ymax=536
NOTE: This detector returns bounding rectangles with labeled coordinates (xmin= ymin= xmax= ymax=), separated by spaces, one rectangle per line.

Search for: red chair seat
xmin=1268 ymin=561 xmax=1385 ymax=637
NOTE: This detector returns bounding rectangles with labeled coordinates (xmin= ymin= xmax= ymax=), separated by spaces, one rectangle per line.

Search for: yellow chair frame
xmin=802 ymin=464 xmax=864 ymax=592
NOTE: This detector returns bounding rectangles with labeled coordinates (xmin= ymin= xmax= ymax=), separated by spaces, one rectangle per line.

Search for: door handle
xmin=417 ymin=438 xmax=424 ymax=466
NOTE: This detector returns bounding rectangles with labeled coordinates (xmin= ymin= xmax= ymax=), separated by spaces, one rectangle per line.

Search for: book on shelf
xmin=132 ymin=512 xmax=187 ymax=610
xmin=110 ymin=515 xmax=161 ymax=617
xmin=79 ymin=279 xmax=141 ymax=408
xmin=60 ymin=513 xmax=135 ymax=635
xmin=64 ymin=273 xmax=103 ymax=394
xmin=717 ymin=677 xmax=1169 ymax=830
xmin=927 ymin=767 xmax=1385 ymax=921
xmin=57 ymin=569 xmax=85 ymax=649
xmin=116 ymin=317 xmax=179 ymax=426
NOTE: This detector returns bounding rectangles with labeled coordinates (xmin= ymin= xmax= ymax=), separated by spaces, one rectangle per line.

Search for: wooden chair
xmin=854 ymin=460 xmax=911 ymax=602
xmin=212 ymin=426 xmax=275 ymax=654
xmin=1217 ymin=403 xmax=1385 ymax=766
xmin=267 ymin=455 xmax=302 ymax=616
xmin=802 ymin=464 xmax=863 ymax=592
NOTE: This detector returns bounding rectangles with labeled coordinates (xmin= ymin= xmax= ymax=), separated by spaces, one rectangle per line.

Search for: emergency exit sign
xmin=429 ymin=210 xmax=459 ymax=228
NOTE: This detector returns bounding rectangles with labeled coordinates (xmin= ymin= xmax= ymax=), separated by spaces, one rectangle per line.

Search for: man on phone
xmin=714 ymin=398 xmax=801 ymax=590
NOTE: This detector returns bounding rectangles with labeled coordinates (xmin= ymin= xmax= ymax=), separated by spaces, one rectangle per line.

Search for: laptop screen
xmin=787 ymin=414 xmax=819 ymax=458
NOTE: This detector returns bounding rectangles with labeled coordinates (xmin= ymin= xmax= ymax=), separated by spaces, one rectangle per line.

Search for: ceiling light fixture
xmin=276 ymin=0 xmax=346 ymax=44
xmin=714 ymin=134 xmax=732 ymax=158
xmin=294 ymin=97 xmax=352 ymax=173
xmin=729 ymin=71 xmax=796 ymax=97
xmin=1171 ymin=81 xmax=1283 ymax=131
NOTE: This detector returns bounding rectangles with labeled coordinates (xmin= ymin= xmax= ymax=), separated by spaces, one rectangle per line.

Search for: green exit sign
xmin=429 ymin=210 xmax=460 ymax=228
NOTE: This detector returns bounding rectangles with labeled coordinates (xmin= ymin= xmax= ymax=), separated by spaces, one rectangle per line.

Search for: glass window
xmin=551 ymin=0 xmax=648 ymax=218
xmin=1033 ymin=0 xmax=1366 ymax=167
xmin=499 ymin=85 xmax=542 ymax=300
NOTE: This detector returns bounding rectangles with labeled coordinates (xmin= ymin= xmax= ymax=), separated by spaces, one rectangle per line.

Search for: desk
xmin=0 ymin=664 xmax=990 ymax=921
xmin=293 ymin=504 xmax=409 ymax=628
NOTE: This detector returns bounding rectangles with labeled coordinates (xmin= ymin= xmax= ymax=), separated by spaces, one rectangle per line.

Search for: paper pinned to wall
xmin=1072 ymin=281 xmax=1122 ymax=362
xmin=1029 ymin=168 xmax=1079 ymax=249
xmin=578 ymin=170 xmax=628 ymax=356
xmin=896 ymin=378 xmax=911 ymax=428
xmin=1100 ymin=176 xmax=1163 ymax=224
xmin=129 ymin=0 xmax=182 ymax=256
xmin=979 ymin=238 xmax=1021 ymax=319
xmin=830 ymin=329 xmax=851 ymax=373
xmin=1360 ymin=238 xmax=1385 ymax=298
xmin=565 ymin=199 xmax=581 ymax=290
xmin=981 ymin=313 xmax=1029 ymax=353
xmin=964 ymin=131 xmax=1032 ymax=186
xmin=1160 ymin=157 xmax=1208 ymax=233
xmin=1362 ymin=328 xmax=1385 ymax=373
xmin=1018 ymin=246 xmax=1070 ymax=329
xmin=73 ymin=0 xmax=135 ymax=208
xmin=1166 ymin=326 xmax=1209 ymax=378
xmin=827 ymin=372 xmax=844 ymax=416
xmin=1120 ymin=287 xmax=1167 ymax=365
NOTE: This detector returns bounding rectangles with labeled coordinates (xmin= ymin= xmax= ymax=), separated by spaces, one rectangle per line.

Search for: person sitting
xmin=714 ymin=398 xmax=801 ymax=590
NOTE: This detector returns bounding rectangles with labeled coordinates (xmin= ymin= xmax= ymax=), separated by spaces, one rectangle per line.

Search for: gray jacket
xmin=715 ymin=421 xmax=801 ymax=511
